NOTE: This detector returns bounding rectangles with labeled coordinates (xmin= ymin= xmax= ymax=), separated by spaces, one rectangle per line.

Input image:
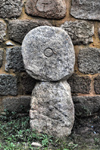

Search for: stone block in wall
xmin=0 ymin=20 xmax=6 ymax=43
xmin=5 ymin=46 xmax=25 ymax=72
xmin=78 ymin=48 xmax=100 ymax=74
xmin=8 ymin=19 xmax=51 ymax=44
xmin=70 ymin=0 xmax=100 ymax=20
xmin=19 ymin=72 xmax=36 ymax=95
xmin=25 ymin=0 xmax=66 ymax=19
xmin=68 ymin=74 xmax=91 ymax=94
xmin=94 ymin=76 xmax=100 ymax=94
xmin=0 ymin=75 xmax=17 ymax=96
xmin=3 ymin=96 xmax=31 ymax=112
xmin=0 ymin=50 xmax=3 ymax=68
xmin=73 ymin=96 xmax=100 ymax=117
xmin=0 ymin=0 xmax=22 ymax=18
xmin=61 ymin=21 xmax=94 ymax=45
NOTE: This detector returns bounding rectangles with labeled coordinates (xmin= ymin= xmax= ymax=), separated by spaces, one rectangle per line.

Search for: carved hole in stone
xmin=44 ymin=48 xmax=53 ymax=57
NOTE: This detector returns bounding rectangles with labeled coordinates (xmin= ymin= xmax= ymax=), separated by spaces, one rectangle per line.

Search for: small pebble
xmin=93 ymin=131 xmax=96 ymax=134
xmin=6 ymin=40 xmax=15 ymax=46
xmin=31 ymin=142 xmax=42 ymax=147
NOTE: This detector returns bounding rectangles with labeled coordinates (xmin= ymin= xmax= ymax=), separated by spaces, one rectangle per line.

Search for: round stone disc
xmin=30 ymin=81 xmax=74 ymax=137
xmin=22 ymin=26 xmax=75 ymax=81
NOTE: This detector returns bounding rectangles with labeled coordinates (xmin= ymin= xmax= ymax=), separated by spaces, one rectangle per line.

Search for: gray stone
xmin=8 ymin=19 xmax=51 ymax=44
xmin=30 ymin=81 xmax=74 ymax=137
xmin=3 ymin=96 xmax=31 ymax=112
xmin=78 ymin=48 xmax=100 ymax=74
xmin=94 ymin=76 xmax=100 ymax=94
xmin=61 ymin=21 xmax=94 ymax=45
xmin=25 ymin=0 xmax=66 ymax=19
xmin=0 ymin=20 xmax=6 ymax=43
xmin=0 ymin=0 xmax=22 ymax=18
xmin=18 ymin=72 xmax=36 ymax=95
xmin=0 ymin=50 xmax=3 ymax=68
xmin=22 ymin=26 xmax=75 ymax=81
xmin=73 ymin=96 xmax=100 ymax=117
xmin=70 ymin=0 xmax=100 ymax=20
xmin=5 ymin=46 xmax=25 ymax=72
xmin=0 ymin=74 xmax=17 ymax=96
xmin=68 ymin=74 xmax=91 ymax=94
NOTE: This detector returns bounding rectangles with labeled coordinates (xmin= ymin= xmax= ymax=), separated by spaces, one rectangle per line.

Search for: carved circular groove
xmin=22 ymin=26 xmax=75 ymax=81
xmin=44 ymin=48 xmax=53 ymax=57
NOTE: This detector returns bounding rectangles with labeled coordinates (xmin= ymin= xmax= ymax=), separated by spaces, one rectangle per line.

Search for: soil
xmin=0 ymin=111 xmax=100 ymax=150
xmin=69 ymin=112 xmax=100 ymax=150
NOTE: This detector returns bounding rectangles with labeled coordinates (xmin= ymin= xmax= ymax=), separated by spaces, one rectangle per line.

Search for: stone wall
xmin=0 ymin=0 xmax=100 ymax=120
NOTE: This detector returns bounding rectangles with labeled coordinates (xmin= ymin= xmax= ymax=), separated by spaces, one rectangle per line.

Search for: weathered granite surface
xmin=3 ymin=96 xmax=31 ymax=112
xmin=73 ymin=96 xmax=100 ymax=117
xmin=0 ymin=0 xmax=22 ymax=18
xmin=30 ymin=81 xmax=74 ymax=137
xmin=0 ymin=74 xmax=17 ymax=96
xmin=78 ymin=48 xmax=100 ymax=74
xmin=25 ymin=0 xmax=66 ymax=19
xmin=0 ymin=20 xmax=6 ymax=43
xmin=5 ymin=47 xmax=24 ymax=72
xmin=0 ymin=50 xmax=3 ymax=68
xmin=61 ymin=21 xmax=94 ymax=45
xmin=22 ymin=26 xmax=75 ymax=81
xmin=70 ymin=0 xmax=100 ymax=20
xmin=94 ymin=76 xmax=100 ymax=94
xmin=8 ymin=19 xmax=51 ymax=44
xmin=68 ymin=74 xmax=91 ymax=94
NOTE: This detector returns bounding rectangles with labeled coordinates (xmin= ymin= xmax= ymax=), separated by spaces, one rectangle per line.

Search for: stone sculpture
xmin=22 ymin=26 xmax=75 ymax=81
xmin=22 ymin=26 xmax=75 ymax=137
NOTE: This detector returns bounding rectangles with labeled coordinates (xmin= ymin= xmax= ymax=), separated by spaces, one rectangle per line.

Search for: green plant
xmin=0 ymin=110 xmax=54 ymax=149
xmin=0 ymin=110 xmax=79 ymax=150
xmin=94 ymin=138 xmax=100 ymax=145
